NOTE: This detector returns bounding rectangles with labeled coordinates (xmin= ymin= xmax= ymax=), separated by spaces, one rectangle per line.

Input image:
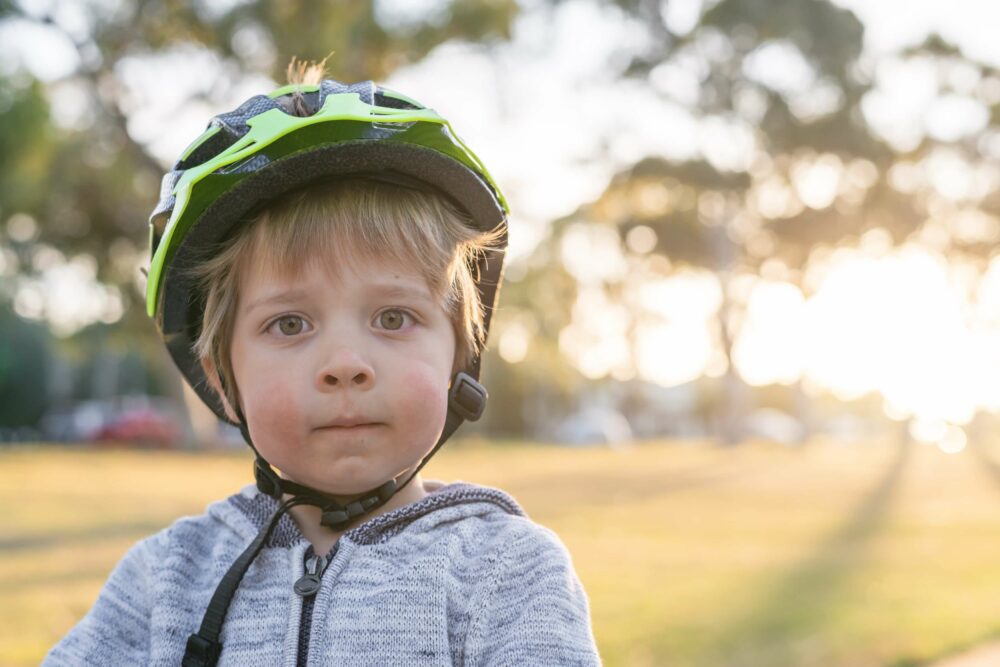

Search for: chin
xmin=297 ymin=471 xmax=392 ymax=498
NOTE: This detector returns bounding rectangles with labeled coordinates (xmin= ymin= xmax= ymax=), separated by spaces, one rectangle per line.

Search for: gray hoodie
xmin=44 ymin=482 xmax=601 ymax=666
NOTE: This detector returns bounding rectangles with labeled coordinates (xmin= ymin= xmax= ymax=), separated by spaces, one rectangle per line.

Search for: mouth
xmin=316 ymin=420 xmax=383 ymax=431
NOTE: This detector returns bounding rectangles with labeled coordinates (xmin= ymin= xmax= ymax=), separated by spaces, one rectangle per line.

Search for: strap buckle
xmin=448 ymin=371 xmax=487 ymax=422
xmin=183 ymin=633 xmax=221 ymax=667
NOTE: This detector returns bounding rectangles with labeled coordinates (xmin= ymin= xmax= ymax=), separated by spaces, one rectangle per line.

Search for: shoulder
xmin=381 ymin=481 xmax=555 ymax=547
xmin=451 ymin=489 xmax=600 ymax=664
xmin=415 ymin=482 xmax=577 ymax=576
xmin=444 ymin=482 xmax=568 ymax=553
xmin=459 ymin=508 xmax=571 ymax=569
xmin=486 ymin=516 xmax=579 ymax=591
xmin=125 ymin=484 xmax=265 ymax=572
xmin=349 ymin=481 xmax=570 ymax=573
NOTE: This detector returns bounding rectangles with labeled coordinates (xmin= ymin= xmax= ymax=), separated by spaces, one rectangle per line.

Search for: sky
xmin=832 ymin=0 xmax=1000 ymax=65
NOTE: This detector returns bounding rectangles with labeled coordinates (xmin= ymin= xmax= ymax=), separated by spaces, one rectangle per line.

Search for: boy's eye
xmin=272 ymin=315 xmax=306 ymax=336
xmin=377 ymin=309 xmax=409 ymax=330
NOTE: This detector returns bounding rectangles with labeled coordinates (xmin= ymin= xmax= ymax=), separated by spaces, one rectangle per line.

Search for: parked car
xmin=92 ymin=406 xmax=181 ymax=448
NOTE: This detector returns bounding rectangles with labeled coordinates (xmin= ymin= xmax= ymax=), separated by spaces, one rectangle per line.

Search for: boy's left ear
xmin=199 ymin=356 xmax=241 ymax=423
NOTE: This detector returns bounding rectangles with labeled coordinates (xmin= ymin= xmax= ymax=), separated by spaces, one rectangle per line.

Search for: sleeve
xmin=42 ymin=535 xmax=157 ymax=667
xmin=464 ymin=525 xmax=602 ymax=667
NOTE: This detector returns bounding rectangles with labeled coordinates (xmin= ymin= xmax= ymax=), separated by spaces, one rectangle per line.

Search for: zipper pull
xmin=293 ymin=553 xmax=327 ymax=597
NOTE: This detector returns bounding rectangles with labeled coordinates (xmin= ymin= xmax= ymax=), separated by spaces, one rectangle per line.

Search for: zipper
xmin=294 ymin=545 xmax=333 ymax=667
xmin=294 ymin=549 xmax=327 ymax=597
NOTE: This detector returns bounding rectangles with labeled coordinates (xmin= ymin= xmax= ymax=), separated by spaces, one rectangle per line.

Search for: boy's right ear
xmin=199 ymin=356 xmax=241 ymax=424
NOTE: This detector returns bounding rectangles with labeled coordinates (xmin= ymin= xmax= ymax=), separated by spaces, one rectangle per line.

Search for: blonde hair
xmin=192 ymin=178 xmax=503 ymax=412
xmin=285 ymin=54 xmax=332 ymax=115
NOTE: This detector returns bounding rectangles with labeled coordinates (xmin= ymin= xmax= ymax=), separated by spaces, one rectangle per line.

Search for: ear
xmin=200 ymin=356 xmax=241 ymax=423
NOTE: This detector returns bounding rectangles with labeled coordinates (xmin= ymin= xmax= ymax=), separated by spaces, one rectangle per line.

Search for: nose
xmin=316 ymin=343 xmax=375 ymax=390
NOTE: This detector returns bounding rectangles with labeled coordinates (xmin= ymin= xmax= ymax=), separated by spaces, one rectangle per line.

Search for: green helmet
xmin=146 ymin=79 xmax=508 ymax=425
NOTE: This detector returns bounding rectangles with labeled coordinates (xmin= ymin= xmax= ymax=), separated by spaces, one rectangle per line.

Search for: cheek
xmin=241 ymin=377 xmax=303 ymax=445
xmin=395 ymin=366 xmax=451 ymax=428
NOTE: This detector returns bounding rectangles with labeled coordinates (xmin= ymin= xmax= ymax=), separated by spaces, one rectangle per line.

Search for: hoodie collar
xmin=218 ymin=481 xmax=526 ymax=548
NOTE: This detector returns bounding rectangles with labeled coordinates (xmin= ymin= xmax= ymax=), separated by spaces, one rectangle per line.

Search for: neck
xmin=284 ymin=474 xmax=430 ymax=556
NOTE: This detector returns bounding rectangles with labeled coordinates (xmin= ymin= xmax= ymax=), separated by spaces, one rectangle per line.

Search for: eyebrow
xmin=366 ymin=283 xmax=436 ymax=303
xmin=242 ymin=282 xmax=436 ymax=314
xmin=243 ymin=288 xmax=311 ymax=314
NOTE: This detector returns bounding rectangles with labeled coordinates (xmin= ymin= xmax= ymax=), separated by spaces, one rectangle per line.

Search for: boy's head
xmin=192 ymin=177 xmax=500 ymax=417
xmin=188 ymin=178 xmax=499 ymax=495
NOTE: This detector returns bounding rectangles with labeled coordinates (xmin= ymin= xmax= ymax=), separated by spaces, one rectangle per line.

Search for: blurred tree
xmin=524 ymin=0 xmax=999 ymax=442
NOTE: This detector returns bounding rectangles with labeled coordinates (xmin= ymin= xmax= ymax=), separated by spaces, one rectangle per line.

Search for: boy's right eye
xmin=268 ymin=315 xmax=309 ymax=336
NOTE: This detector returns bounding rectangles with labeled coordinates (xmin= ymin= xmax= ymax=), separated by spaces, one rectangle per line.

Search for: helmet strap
xmin=220 ymin=369 xmax=487 ymax=531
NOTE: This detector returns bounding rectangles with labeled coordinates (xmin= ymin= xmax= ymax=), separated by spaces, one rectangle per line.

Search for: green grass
xmin=4 ymin=437 xmax=1000 ymax=666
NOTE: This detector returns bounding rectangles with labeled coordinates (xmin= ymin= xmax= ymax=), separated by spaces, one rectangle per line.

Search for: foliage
xmin=0 ymin=304 xmax=51 ymax=427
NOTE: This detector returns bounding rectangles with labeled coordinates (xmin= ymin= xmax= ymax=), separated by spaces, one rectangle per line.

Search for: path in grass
xmin=931 ymin=641 xmax=1000 ymax=667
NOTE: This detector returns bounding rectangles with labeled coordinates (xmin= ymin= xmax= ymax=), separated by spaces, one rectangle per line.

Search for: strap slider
xmin=321 ymin=509 xmax=349 ymax=528
xmin=345 ymin=501 xmax=365 ymax=518
xmin=449 ymin=371 xmax=487 ymax=422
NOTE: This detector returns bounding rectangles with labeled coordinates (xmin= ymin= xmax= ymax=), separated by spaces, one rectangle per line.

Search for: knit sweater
xmin=43 ymin=482 xmax=601 ymax=666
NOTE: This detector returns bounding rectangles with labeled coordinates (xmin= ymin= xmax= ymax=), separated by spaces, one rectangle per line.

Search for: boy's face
xmin=224 ymin=251 xmax=456 ymax=496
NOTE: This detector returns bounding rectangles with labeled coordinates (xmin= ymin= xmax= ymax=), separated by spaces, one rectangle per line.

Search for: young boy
xmin=44 ymin=63 xmax=600 ymax=666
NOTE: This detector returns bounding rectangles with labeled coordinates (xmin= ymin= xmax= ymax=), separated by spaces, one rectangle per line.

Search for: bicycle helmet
xmin=145 ymin=79 xmax=508 ymax=667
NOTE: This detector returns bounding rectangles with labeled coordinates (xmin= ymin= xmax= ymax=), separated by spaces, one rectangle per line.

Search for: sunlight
xmin=636 ymin=320 xmax=715 ymax=387
xmin=732 ymin=280 xmax=806 ymax=386
xmin=791 ymin=153 xmax=843 ymax=210
xmin=632 ymin=271 xmax=720 ymax=386
xmin=562 ymin=243 xmax=1000 ymax=422
xmin=559 ymin=286 xmax=632 ymax=379
xmin=799 ymin=245 xmax=987 ymax=422
xmin=938 ymin=424 xmax=968 ymax=454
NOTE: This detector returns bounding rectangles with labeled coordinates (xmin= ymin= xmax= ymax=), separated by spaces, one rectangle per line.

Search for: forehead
xmin=237 ymin=242 xmax=439 ymax=303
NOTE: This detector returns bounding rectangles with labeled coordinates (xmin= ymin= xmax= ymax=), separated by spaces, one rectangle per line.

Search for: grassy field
xmin=4 ymin=436 xmax=1000 ymax=666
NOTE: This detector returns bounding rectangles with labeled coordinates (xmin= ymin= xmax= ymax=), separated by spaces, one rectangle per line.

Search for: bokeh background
xmin=3 ymin=0 xmax=1000 ymax=665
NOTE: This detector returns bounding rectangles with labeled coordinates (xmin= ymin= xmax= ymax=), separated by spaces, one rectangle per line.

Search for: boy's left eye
xmin=376 ymin=309 xmax=411 ymax=330
xmin=268 ymin=315 xmax=309 ymax=336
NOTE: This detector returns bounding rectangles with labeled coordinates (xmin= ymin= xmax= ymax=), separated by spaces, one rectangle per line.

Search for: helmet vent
xmin=217 ymin=152 xmax=269 ymax=175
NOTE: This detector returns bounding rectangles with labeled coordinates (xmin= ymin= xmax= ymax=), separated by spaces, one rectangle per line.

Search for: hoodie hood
xmin=207 ymin=481 xmax=527 ymax=547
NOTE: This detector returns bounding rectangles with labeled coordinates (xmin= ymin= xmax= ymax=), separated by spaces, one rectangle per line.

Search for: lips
xmin=317 ymin=418 xmax=382 ymax=430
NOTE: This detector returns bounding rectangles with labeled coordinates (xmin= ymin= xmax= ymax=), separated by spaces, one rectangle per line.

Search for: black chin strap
xmin=182 ymin=370 xmax=487 ymax=667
